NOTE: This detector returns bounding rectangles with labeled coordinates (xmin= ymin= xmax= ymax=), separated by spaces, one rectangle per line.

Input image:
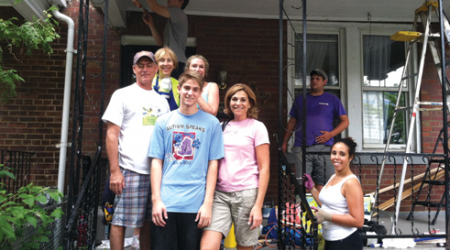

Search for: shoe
xmin=131 ymin=235 xmax=140 ymax=250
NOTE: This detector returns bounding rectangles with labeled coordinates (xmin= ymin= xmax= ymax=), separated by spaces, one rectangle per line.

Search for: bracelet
xmin=311 ymin=187 xmax=317 ymax=192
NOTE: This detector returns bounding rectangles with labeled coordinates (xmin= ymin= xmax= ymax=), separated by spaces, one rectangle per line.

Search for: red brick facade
xmin=0 ymin=2 xmax=446 ymax=209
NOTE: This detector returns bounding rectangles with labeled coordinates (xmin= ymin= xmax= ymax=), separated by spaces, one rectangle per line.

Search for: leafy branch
xmin=0 ymin=164 xmax=64 ymax=249
xmin=0 ymin=5 xmax=60 ymax=100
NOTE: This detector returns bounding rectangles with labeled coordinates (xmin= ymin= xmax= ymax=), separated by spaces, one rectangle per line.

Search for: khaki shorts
xmin=204 ymin=188 xmax=259 ymax=247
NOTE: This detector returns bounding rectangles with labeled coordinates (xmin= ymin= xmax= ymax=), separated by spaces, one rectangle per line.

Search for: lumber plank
xmin=367 ymin=167 xmax=440 ymax=196
xmin=373 ymin=170 xmax=445 ymax=212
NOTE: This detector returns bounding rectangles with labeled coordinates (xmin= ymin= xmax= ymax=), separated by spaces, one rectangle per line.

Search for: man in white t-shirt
xmin=102 ymin=51 xmax=170 ymax=250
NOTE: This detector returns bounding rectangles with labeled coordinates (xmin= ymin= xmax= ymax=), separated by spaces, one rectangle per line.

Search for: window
xmin=294 ymin=34 xmax=339 ymax=87
xmin=286 ymin=31 xmax=344 ymax=149
xmin=287 ymin=22 xmax=417 ymax=152
xmin=362 ymin=35 xmax=408 ymax=147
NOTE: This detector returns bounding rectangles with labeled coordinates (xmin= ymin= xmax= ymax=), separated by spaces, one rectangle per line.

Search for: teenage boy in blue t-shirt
xmin=148 ymin=71 xmax=224 ymax=250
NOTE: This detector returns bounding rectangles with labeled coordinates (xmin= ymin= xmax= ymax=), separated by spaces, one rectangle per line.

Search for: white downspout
xmin=52 ymin=7 xmax=75 ymax=195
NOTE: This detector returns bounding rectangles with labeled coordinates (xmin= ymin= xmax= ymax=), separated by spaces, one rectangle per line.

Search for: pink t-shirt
xmin=216 ymin=118 xmax=270 ymax=192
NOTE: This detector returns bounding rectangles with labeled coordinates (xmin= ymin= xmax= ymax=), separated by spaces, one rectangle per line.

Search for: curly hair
xmin=332 ymin=137 xmax=357 ymax=159
xmin=224 ymin=83 xmax=259 ymax=119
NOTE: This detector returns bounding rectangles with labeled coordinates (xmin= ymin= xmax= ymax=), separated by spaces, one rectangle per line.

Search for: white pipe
xmin=52 ymin=7 xmax=75 ymax=195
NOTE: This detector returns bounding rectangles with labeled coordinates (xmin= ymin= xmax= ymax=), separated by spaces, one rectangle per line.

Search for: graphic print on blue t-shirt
xmin=172 ymin=132 xmax=201 ymax=160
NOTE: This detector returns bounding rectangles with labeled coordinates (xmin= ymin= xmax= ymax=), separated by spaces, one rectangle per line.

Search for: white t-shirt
xmin=102 ymin=83 xmax=170 ymax=174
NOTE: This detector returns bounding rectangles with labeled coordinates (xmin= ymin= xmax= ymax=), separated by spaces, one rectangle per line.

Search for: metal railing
xmin=63 ymin=0 xmax=109 ymax=248
xmin=278 ymin=150 xmax=448 ymax=249
xmin=0 ymin=149 xmax=35 ymax=193
xmin=278 ymin=150 xmax=319 ymax=249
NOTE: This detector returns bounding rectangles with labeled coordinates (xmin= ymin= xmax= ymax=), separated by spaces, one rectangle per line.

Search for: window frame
xmin=287 ymin=22 xmax=419 ymax=153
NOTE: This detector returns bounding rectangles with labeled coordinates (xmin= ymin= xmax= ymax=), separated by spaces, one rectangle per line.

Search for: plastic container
xmin=224 ymin=223 xmax=237 ymax=248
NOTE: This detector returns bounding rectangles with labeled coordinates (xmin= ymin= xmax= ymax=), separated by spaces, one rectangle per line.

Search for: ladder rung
xmin=428 ymin=33 xmax=441 ymax=38
xmin=401 ymin=73 xmax=418 ymax=81
xmin=417 ymin=101 xmax=443 ymax=106
xmin=423 ymin=180 xmax=446 ymax=185
xmin=416 ymin=108 xmax=443 ymax=111
xmin=396 ymin=106 xmax=413 ymax=112
xmin=391 ymin=31 xmax=422 ymax=42
xmin=415 ymin=201 xmax=441 ymax=207
xmin=415 ymin=1 xmax=438 ymax=14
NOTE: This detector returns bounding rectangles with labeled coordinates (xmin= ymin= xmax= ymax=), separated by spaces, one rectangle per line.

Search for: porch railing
xmin=278 ymin=150 xmax=448 ymax=250
xmin=0 ymin=149 xmax=35 ymax=193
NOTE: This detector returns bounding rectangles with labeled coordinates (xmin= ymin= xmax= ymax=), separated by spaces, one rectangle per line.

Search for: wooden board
xmin=367 ymin=167 xmax=441 ymax=196
xmin=372 ymin=170 xmax=445 ymax=214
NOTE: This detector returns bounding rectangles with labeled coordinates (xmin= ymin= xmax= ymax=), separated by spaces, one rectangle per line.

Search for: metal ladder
xmin=372 ymin=1 xmax=450 ymax=234
xmin=406 ymin=124 xmax=449 ymax=225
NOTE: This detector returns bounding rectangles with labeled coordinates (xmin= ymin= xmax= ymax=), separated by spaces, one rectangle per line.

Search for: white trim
xmin=287 ymin=21 xmax=419 ymax=152
xmin=106 ymin=0 xmax=126 ymax=28
xmin=121 ymin=35 xmax=197 ymax=47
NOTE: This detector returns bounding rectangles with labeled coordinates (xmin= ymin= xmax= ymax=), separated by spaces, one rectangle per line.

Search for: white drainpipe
xmin=52 ymin=7 xmax=75 ymax=195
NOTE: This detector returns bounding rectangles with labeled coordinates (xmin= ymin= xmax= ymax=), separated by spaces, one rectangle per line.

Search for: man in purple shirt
xmin=282 ymin=69 xmax=349 ymax=191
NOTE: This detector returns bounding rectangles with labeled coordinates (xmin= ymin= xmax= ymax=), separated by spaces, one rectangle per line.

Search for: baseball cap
xmin=310 ymin=69 xmax=328 ymax=81
xmin=133 ymin=51 xmax=156 ymax=65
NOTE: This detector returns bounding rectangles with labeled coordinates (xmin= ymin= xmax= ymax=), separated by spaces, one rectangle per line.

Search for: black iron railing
xmin=0 ymin=149 xmax=35 ymax=193
xmin=278 ymin=150 xmax=319 ymax=250
xmin=64 ymin=0 xmax=109 ymax=248
xmin=278 ymin=150 xmax=448 ymax=249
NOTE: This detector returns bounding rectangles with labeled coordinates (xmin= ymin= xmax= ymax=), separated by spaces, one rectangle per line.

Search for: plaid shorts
xmin=111 ymin=167 xmax=152 ymax=228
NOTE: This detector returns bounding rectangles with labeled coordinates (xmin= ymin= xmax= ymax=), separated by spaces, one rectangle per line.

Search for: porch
xmin=0 ymin=0 xmax=450 ymax=249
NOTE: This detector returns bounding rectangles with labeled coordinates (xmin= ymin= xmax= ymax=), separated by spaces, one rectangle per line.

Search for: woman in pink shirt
xmin=201 ymin=83 xmax=270 ymax=250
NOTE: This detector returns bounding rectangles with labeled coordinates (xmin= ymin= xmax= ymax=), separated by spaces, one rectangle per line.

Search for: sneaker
xmin=131 ymin=235 xmax=140 ymax=250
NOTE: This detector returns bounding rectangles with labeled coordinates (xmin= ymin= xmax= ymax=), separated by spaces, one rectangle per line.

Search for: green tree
xmin=0 ymin=2 xmax=60 ymax=100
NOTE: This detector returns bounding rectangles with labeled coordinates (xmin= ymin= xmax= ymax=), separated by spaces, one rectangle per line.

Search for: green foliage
xmin=0 ymin=5 xmax=60 ymax=100
xmin=0 ymin=164 xmax=64 ymax=250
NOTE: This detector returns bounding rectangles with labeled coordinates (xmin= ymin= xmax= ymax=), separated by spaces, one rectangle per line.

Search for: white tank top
xmin=318 ymin=174 xmax=359 ymax=241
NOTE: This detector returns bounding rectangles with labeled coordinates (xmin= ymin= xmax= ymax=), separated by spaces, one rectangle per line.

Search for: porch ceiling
xmin=1 ymin=0 xmax=450 ymax=27
xmin=0 ymin=0 xmax=67 ymax=21
xmin=95 ymin=0 xmax=450 ymax=28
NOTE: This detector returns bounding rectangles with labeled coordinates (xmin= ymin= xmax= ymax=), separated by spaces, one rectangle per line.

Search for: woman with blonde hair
xmin=185 ymin=55 xmax=219 ymax=115
xmin=201 ymin=83 xmax=270 ymax=250
xmin=153 ymin=46 xmax=179 ymax=110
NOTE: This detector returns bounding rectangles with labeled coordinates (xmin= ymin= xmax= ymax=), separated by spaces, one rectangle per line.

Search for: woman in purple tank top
xmin=310 ymin=138 xmax=364 ymax=250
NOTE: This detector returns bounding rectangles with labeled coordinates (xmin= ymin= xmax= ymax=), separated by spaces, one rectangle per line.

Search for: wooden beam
xmin=367 ymin=167 xmax=441 ymax=196
xmin=373 ymin=170 xmax=445 ymax=213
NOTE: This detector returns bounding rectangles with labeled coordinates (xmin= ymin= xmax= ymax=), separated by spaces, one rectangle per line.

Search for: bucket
xmin=224 ymin=223 xmax=237 ymax=248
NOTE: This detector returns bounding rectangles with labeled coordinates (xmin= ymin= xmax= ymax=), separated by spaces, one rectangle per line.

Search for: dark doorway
xmin=120 ymin=45 xmax=197 ymax=88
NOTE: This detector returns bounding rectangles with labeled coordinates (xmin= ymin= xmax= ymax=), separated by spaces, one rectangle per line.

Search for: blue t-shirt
xmin=289 ymin=92 xmax=346 ymax=147
xmin=148 ymin=109 xmax=224 ymax=213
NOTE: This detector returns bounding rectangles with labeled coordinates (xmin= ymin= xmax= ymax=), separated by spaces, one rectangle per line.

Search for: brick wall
xmin=0 ymin=5 xmax=287 ymax=202
xmin=125 ymin=12 xmax=287 ymax=203
xmin=0 ymin=2 xmax=121 ymax=187
xmin=0 ymin=3 xmax=446 ymax=209
xmin=421 ymin=51 xmax=448 ymax=154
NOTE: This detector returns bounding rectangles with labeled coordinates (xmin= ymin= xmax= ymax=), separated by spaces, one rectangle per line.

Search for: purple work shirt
xmin=289 ymin=92 xmax=346 ymax=147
